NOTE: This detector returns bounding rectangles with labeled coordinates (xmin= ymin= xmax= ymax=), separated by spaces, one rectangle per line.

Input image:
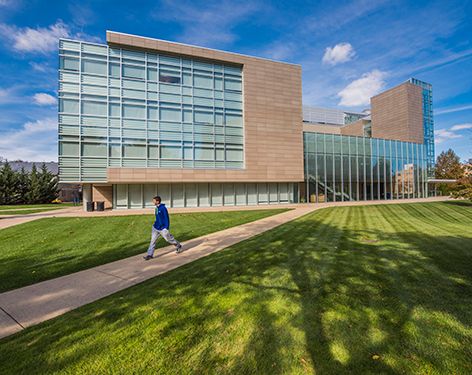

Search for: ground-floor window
xmin=113 ymin=182 xmax=299 ymax=209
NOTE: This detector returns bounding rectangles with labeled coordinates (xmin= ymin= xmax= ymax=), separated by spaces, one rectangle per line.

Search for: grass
xmin=1 ymin=201 xmax=472 ymax=374
xmin=0 ymin=208 xmax=72 ymax=215
xmin=0 ymin=209 xmax=288 ymax=293
xmin=0 ymin=203 xmax=78 ymax=210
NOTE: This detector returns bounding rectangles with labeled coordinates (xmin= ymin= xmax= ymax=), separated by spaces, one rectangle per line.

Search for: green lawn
xmin=0 ymin=209 xmax=288 ymax=293
xmin=0 ymin=208 xmax=72 ymax=215
xmin=0 ymin=203 xmax=78 ymax=210
xmin=1 ymin=201 xmax=471 ymax=374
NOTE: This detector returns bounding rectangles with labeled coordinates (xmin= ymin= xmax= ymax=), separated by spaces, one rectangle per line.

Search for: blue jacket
xmin=153 ymin=204 xmax=170 ymax=230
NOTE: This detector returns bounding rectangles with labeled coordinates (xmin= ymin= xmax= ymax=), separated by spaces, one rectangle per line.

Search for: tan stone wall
xmin=371 ymin=82 xmax=423 ymax=143
xmin=340 ymin=119 xmax=367 ymax=137
xmin=303 ymin=123 xmax=341 ymax=134
xmin=92 ymin=185 xmax=113 ymax=208
xmin=106 ymin=32 xmax=304 ymax=184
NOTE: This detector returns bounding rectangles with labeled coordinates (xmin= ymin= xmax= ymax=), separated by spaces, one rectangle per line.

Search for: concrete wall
xmin=92 ymin=185 xmax=113 ymax=208
xmin=106 ymin=32 xmax=304 ymax=184
xmin=371 ymin=82 xmax=423 ymax=143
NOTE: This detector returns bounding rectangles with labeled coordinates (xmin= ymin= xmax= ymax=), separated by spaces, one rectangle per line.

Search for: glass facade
xmin=58 ymin=39 xmax=244 ymax=183
xmin=303 ymin=133 xmax=428 ymax=203
xmin=408 ymin=78 xmax=434 ymax=178
xmin=112 ymin=182 xmax=298 ymax=208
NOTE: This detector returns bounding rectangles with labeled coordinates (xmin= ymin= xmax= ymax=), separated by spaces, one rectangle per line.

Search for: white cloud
xmin=0 ymin=21 xmax=102 ymax=55
xmin=262 ymin=42 xmax=297 ymax=62
xmin=436 ymin=104 xmax=472 ymax=115
xmin=0 ymin=117 xmax=58 ymax=161
xmin=29 ymin=61 xmax=51 ymax=72
xmin=322 ymin=43 xmax=355 ymax=65
xmin=306 ymin=0 xmax=390 ymax=32
xmin=0 ymin=21 xmax=70 ymax=54
xmin=450 ymin=123 xmax=472 ymax=131
xmin=33 ymin=93 xmax=57 ymax=106
xmin=0 ymin=86 xmax=24 ymax=105
xmin=434 ymin=128 xmax=463 ymax=144
xmin=434 ymin=129 xmax=462 ymax=138
xmin=153 ymin=0 xmax=260 ymax=47
xmin=337 ymin=70 xmax=387 ymax=107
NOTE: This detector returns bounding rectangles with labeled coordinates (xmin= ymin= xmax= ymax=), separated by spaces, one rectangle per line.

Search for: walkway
xmin=0 ymin=197 xmax=450 ymax=340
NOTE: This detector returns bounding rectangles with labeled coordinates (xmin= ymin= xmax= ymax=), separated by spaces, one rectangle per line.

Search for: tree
xmin=435 ymin=149 xmax=463 ymax=180
xmin=450 ymin=176 xmax=472 ymax=201
xmin=16 ymin=167 xmax=30 ymax=204
xmin=24 ymin=164 xmax=42 ymax=204
xmin=0 ymin=161 xmax=18 ymax=204
xmin=38 ymin=162 xmax=60 ymax=203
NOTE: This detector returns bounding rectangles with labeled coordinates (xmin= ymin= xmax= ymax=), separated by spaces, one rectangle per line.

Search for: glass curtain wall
xmin=113 ymin=182 xmax=297 ymax=208
xmin=303 ymin=132 xmax=427 ymax=203
xmin=58 ymin=39 xmax=244 ymax=183
xmin=408 ymin=78 xmax=434 ymax=179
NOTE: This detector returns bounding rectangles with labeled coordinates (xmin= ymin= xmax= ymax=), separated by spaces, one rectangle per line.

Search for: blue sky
xmin=0 ymin=0 xmax=471 ymax=163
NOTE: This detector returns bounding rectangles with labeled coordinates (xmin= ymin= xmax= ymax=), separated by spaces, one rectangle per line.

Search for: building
xmin=57 ymin=31 xmax=433 ymax=209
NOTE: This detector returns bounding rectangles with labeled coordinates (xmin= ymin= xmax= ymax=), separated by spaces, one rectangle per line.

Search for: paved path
xmin=0 ymin=197 xmax=450 ymax=340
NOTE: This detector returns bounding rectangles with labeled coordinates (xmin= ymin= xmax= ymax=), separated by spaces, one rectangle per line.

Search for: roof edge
xmin=106 ymin=30 xmax=301 ymax=67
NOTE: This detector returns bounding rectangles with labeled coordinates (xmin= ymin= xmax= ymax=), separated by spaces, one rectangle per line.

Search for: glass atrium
xmin=302 ymin=133 xmax=428 ymax=203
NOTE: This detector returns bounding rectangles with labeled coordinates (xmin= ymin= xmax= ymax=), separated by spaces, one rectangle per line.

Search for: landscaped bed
xmin=0 ymin=201 xmax=471 ymax=374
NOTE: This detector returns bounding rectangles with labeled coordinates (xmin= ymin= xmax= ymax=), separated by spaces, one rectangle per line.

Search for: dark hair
xmin=153 ymin=196 xmax=161 ymax=203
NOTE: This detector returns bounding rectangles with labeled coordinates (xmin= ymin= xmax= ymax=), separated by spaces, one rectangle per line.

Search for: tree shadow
xmin=1 ymin=203 xmax=471 ymax=374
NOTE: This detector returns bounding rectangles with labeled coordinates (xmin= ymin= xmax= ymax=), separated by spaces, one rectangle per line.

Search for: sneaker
xmin=142 ymin=255 xmax=153 ymax=261
xmin=175 ymin=245 xmax=183 ymax=254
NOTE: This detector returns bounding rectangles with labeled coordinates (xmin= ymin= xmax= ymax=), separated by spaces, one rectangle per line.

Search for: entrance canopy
xmin=427 ymin=179 xmax=457 ymax=183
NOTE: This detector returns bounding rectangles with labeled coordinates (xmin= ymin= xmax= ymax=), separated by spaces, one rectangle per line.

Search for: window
xmin=82 ymin=101 xmax=107 ymax=116
xmin=59 ymin=99 xmax=79 ymax=114
xmin=60 ymin=57 xmax=79 ymax=71
xmin=160 ymin=108 xmax=181 ymax=122
xmin=224 ymin=79 xmax=242 ymax=91
xmin=123 ymin=65 xmax=145 ymax=79
xmin=194 ymin=75 xmax=212 ymax=88
xmin=82 ymin=143 xmax=107 ymax=157
xmin=160 ymin=146 xmax=182 ymax=159
xmin=122 ymin=104 xmax=145 ymax=119
xmin=109 ymin=64 xmax=120 ymax=76
xmin=159 ymin=70 xmax=180 ymax=84
xmin=60 ymin=142 xmax=79 ymax=156
xmin=123 ymin=144 xmax=146 ymax=158
xmin=81 ymin=59 xmax=107 ymax=75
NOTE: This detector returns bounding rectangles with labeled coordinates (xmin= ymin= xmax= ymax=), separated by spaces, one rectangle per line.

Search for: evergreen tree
xmin=16 ymin=167 xmax=30 ymax=204
xmin=0 ymin=161 xmax=18 ymax=204
xmin=38 ymin=162 xmax=60 ymax=203
xmin=435 ymin=149 xmax=463 ymax=179
xmin=24 ymin=164 xmax=42 ymax=204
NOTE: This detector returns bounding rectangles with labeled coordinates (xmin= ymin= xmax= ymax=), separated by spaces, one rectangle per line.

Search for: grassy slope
xmin=0 ymin=209 xmax=288 ymax=293
xmin=1 ymin=201 xmax=471 ymax=374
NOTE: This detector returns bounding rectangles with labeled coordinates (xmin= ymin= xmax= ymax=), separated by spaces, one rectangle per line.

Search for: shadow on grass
xmin=1 ymin=203 xmax=471 ymax=374
xmin=0 ymin=210 xmax=288 ymax=293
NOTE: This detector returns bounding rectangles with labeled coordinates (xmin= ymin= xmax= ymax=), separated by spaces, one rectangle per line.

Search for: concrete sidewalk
xmin=0 ymin=197 xmax=450 ymax=340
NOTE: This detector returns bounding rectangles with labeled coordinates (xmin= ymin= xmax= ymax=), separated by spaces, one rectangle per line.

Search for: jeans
xmin=147 ymin=227 xmax=180 ymax=256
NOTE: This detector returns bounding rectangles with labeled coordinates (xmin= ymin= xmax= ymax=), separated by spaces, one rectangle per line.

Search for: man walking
xmin=143 ymin=196 xmax=182 ymax=260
